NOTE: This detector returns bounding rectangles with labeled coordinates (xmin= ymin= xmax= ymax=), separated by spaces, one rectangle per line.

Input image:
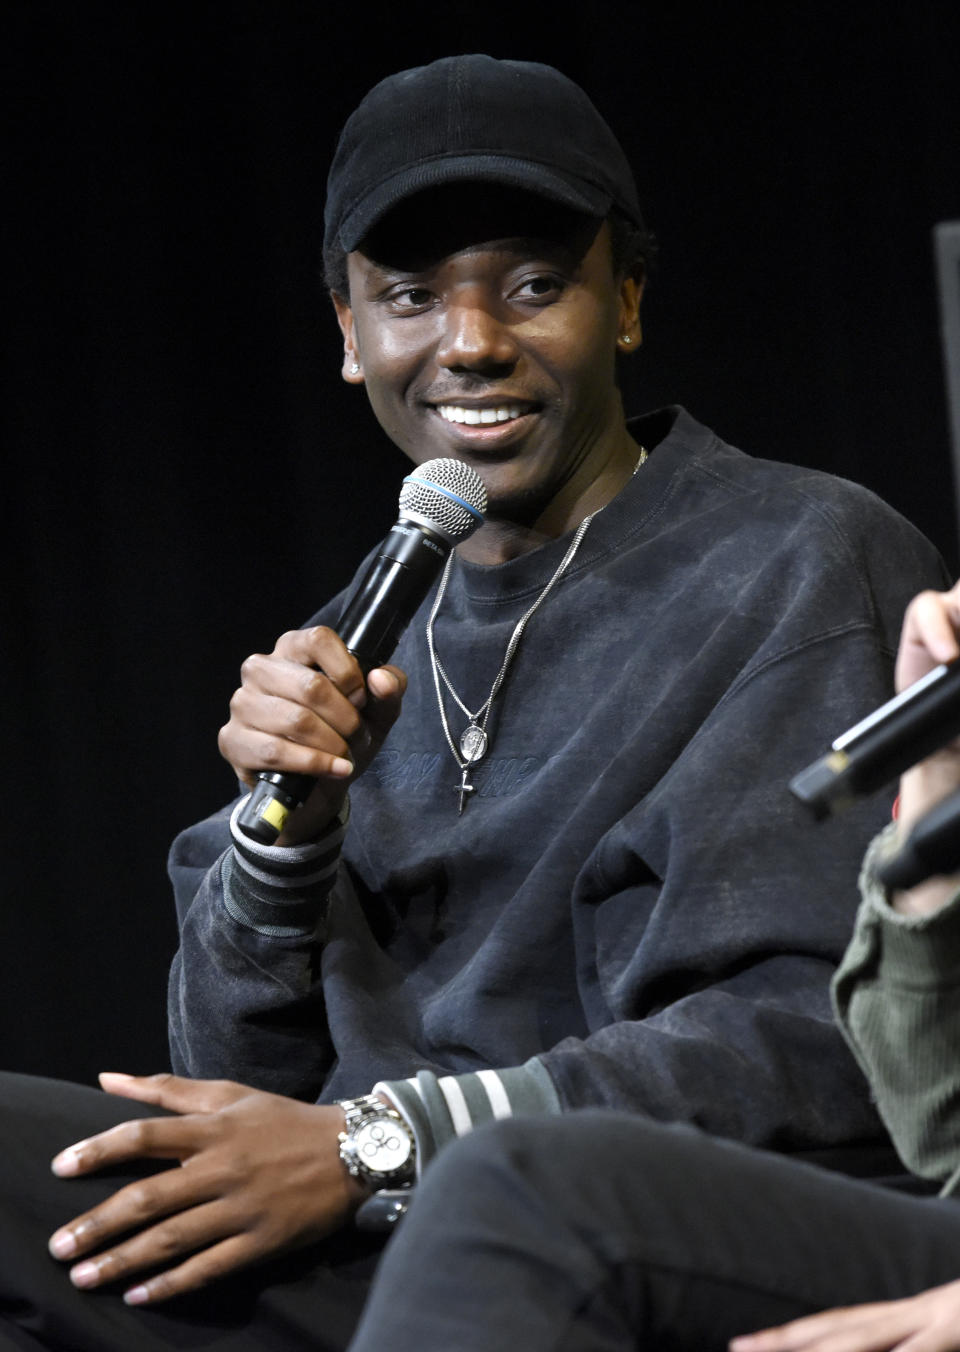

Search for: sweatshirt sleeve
xmin=832 ymin=823 xmax=960 ymax=1194
xmin=167 ymin=795 xmax=348 ymax=1098
xmin=376 ymin=1061 xmax=561 ymax=1174
xmin=522 ymin=632 xmax=906 ymax=1170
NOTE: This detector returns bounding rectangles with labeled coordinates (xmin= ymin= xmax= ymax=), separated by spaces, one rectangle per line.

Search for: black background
xmin=4 ymin=3 xmax=959 ymax=1085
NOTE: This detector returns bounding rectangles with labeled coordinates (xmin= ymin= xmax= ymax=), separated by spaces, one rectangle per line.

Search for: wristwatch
xmin=336 ymin=1094 xmax=416 ymax=1192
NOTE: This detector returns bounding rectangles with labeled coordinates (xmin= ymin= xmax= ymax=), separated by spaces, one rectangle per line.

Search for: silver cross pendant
xmin=456 ymin=766 xmax=476 ymax=815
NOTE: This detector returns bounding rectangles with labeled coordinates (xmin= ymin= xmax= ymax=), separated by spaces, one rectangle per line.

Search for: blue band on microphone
xmin=402 ymin=472 xmax=485 ymax=525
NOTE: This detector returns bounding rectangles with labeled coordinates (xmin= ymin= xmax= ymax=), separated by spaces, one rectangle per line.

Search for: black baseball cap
xmin=324 ymin=54 xmax=644 ymax=256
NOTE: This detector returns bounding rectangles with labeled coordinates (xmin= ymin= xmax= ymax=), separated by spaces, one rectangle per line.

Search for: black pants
xmin=0 ymin=1072 xmax=383 ymax=1351
xmin=5 ymin=1078 xmax=960 ymax=1352
xmin=349 ymin=1112 xmax=960 ymax=1352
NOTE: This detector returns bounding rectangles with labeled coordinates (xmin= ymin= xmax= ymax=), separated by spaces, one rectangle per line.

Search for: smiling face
xmin=332 ymin=187 xmax=643 ymax=546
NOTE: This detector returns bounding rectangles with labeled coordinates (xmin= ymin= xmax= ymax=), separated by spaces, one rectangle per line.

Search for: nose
xmin=436 ymin=296 xmax=519 ymax=376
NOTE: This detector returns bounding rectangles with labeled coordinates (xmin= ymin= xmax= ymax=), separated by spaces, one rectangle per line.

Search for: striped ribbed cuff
xmin=221 ymin=795 xmax=349 ymax=937
xmin=375 ymin=1058 xmax=561 ymax=1177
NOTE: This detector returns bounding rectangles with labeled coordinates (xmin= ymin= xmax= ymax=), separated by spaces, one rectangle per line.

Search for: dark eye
xmin=390 ymin=286 xmax=434 ymax=311
xmin=512 ymin=274 xmax=564 ymax=302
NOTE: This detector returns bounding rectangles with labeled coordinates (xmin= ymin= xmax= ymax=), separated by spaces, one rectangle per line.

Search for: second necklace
xmin=426 ymin=448 xmax=648 ymax=813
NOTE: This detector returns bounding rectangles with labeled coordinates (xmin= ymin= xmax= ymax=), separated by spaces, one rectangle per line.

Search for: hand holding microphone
xmin=218 ymin=626 xmax=401 ymax=847
xmin=223 ymin=459 xmax=486 ymax=845
xmin=877 ymin=586 xmax=960 ymax=898
xmin=792 ymin=584 xmax=960 ymax=897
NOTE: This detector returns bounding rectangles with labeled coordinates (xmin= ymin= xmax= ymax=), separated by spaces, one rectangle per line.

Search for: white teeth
xmin=437 ymin=405 xmax=524 ymax=425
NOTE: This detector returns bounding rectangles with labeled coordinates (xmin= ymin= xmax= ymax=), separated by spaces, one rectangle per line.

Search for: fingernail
xmin=51 ymin=1146 xmax=83 ymax=1176
xmin=368 ymin=668 xmax=398 ymax=696
xmin=348 ymin=687 xmax=367 ymax=708
xmin=69 ymin=1260 xmax=100 ymax=1289
xmin=124 ymin=1285 xmax=150 ymax=1306
xmin=331 ymin=757 xmax=354 ymax=777
xmin=49 ymin=1229 xmax=77 ymax=1258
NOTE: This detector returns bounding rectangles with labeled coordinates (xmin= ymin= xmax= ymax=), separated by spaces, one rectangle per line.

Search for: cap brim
xmin=337 ymin=155 xmax=613 ymax=252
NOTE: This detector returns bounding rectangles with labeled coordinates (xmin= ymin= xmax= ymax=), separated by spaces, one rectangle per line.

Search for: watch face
xmin=354 ymin=1117 xmax=413 ymax=1174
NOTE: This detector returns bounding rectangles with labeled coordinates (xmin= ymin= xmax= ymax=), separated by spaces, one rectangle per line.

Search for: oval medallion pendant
xmin=460 ymin=723 xmax=488 ymax=764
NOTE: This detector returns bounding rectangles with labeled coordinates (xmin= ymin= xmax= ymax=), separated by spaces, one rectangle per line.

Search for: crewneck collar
xmin=447 ymin=406 xmax=713 ymax=604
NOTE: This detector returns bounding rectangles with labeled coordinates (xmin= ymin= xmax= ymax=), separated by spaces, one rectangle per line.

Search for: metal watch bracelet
xmin=336 ymin=1093 xmax=416 ymax=1192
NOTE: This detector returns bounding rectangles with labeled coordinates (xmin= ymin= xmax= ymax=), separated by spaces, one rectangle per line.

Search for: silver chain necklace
xmin=427 ymin=449 xmax=648 ymax=813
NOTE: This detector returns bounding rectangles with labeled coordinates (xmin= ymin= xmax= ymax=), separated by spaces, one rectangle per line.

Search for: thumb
xmin=362 ymin=665 xmax=407 ymax=743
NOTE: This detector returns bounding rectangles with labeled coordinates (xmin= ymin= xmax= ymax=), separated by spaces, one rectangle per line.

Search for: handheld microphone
xmin=236 ymin=458 xmax=486 ymax=844
xmin=789 ymin=660 xmax=960 ymax=818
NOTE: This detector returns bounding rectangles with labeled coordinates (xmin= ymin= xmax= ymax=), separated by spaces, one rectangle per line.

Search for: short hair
xmin=608 ymin=209 xmax=658 ymax=285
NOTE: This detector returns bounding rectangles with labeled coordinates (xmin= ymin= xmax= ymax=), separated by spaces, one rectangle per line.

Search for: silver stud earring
xmin=620 ymin=334 xmax=633 ymax=345
xmin=349 ymin=361 xmax=361 ymax=375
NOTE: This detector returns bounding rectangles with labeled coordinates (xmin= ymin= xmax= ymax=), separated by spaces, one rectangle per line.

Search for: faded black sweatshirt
xmin=169 ymin=407 xmax=947 ymax=1178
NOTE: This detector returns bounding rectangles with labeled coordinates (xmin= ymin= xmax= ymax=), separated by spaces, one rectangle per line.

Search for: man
xmin=0 ymin=54 xmax=948 ymax=1351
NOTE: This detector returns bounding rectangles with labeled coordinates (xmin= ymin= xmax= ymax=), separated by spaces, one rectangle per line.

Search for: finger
xmin=49 ymin=1158 xmax=223 ymax=1262
xmin=60 ymin=1197 xmax=234 ymax=1295
xmin=219 ymin=717 xmax=355 ymax=784
xmin=272 ymin=626 xmax=367 ymax=706
xmin=122 ymin=1232 xmax=263 ymax=1306
xmin=96 ymin=1071 xmax=247 ymax=1116
xmin=896 ymin=590 xmax=960 ymax=691
xmin=231 ymin=660 xmax=364 ymax=743
xmin=367 ymin=664 xmax=407 ymax=702
xmin=51 ymin=1109 xmax=214 ymax=1178
xmin=222 ymin=679 xmax=361 ymax=777
xmin=731 ymin=1303 xmax=917 ymax=1352
xmin=238 ymin=647 xmax=364 ymax=717
xmin=895 ymin=1333 xmax=960 ymax=1352
xmin=730 ymin=1306 xmax=865 ymax=1348
xmin=363 ymin=665 xmax=407 ymax=738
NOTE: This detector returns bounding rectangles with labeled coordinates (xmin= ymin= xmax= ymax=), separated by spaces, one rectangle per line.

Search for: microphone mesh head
xmin=399 ymin=458 xmax=487 ymax=543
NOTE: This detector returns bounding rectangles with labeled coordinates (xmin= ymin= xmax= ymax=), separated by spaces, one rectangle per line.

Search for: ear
xmin=616 ymin=274 xmax=644 ymax=353
xmin=331 ymin=292 xmax=365 ymax=383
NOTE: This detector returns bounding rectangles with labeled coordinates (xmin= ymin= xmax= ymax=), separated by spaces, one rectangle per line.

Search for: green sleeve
xmin=832 ymin=824 xmax=960 ymax=1194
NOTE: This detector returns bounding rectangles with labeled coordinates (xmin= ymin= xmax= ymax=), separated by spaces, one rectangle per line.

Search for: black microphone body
xmin=335 ymin=519 xmax=452 ymax=670
xmin=789 ymin=660 xmax=960 ymax=817
xmin=236 ymin=459 xmax=486 ymax=844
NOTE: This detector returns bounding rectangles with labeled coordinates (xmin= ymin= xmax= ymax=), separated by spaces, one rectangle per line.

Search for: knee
xmin=421 ymin=1111 xmax=678 ymax=1217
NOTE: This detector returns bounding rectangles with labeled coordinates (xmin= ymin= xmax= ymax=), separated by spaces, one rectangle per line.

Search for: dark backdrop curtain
xmin=4 ymin=2 xmax=959 ymax=1083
